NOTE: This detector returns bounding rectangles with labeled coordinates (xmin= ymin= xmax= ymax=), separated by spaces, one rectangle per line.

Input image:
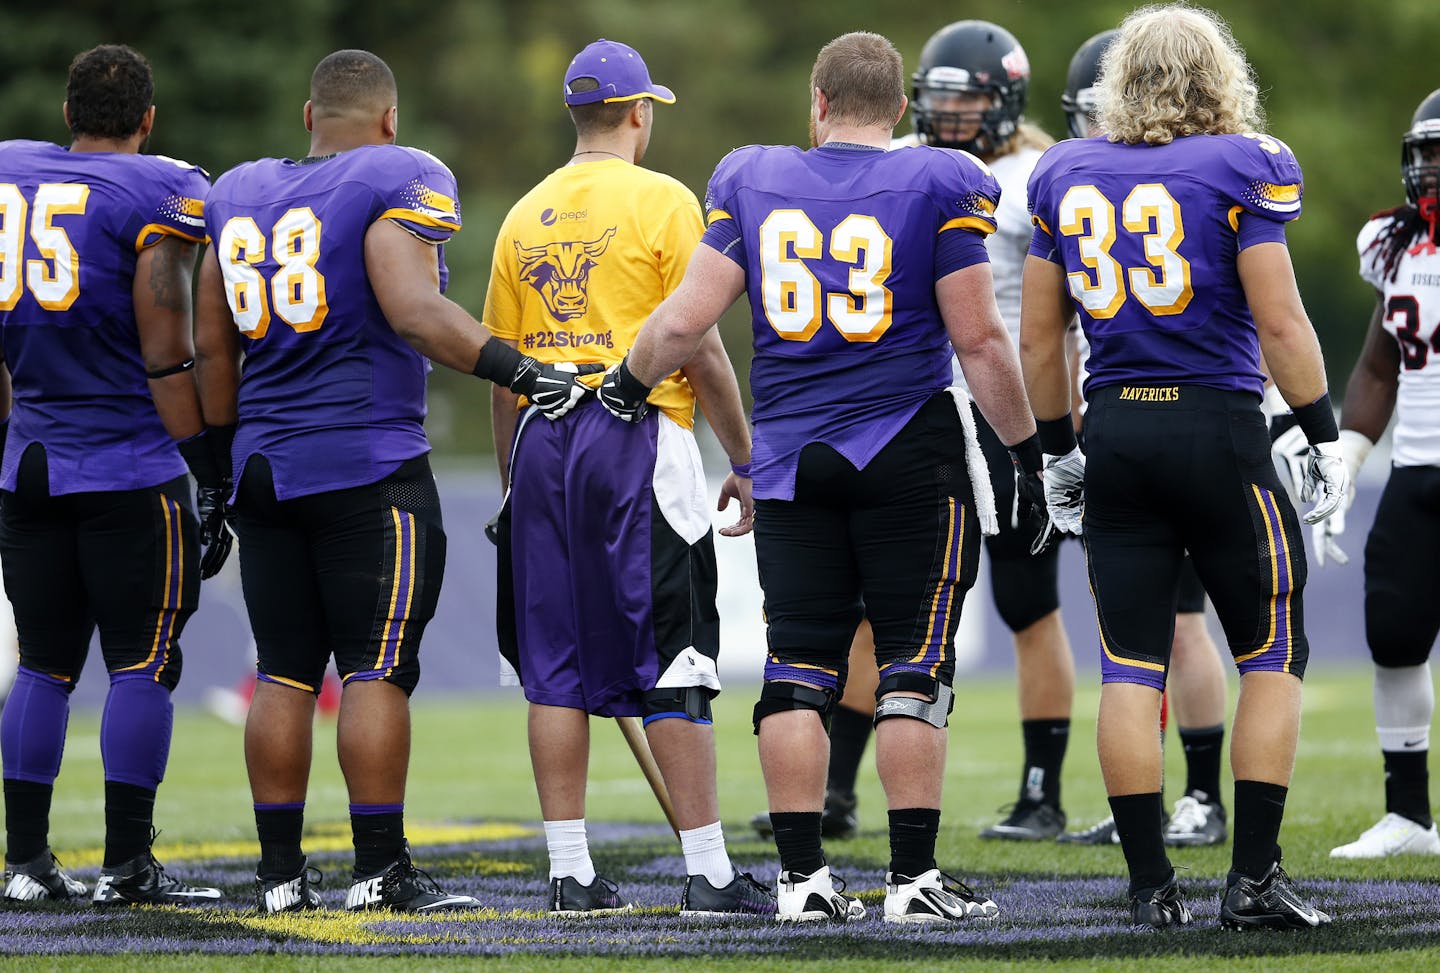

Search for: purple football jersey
xmin=702 ymin=143 xmax=1000 ymax=500
xmin=1027 ymin=133 xmax=1303 ymax=399
xmin=0 ymin=140 xmax=208 ymax=494
xmin=204 ymin=144 xmax=461 ymax=499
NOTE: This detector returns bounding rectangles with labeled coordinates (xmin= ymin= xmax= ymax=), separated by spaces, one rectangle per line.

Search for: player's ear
xmin=62 ymin=100 xmax=71 ymax=132
xmin=382 ymin=105 xmax=398 ymax=141
xmin=894 ymin=95 xmax=908 ymax=129
xmin=303 ymin=100 xmax=314 ymax=133
xmin=138 ymin=106 xmax=156 ymax=142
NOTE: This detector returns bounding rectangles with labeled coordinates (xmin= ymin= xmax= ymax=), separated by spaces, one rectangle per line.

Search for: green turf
xmin=22 ymin=667 xmax=1440 ymax=969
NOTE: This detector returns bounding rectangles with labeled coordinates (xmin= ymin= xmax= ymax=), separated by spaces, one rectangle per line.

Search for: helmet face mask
xmin=1061 ymin=30 xmax=1117 ymax=141
xmin=1402 ymin=89 xmax=1440 ymax=243
xmin=911 ymin=20 xmax=1029 ymax=157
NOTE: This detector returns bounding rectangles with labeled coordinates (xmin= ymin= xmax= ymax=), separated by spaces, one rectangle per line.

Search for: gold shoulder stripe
xmin=939 ymin=216 xmax=995 ymax=235
xmin=378 ymin=207 xmax=461 ymax=231
xmin=134 ymin=224 xmax=206 ymax=252
xmin=706 ymin=209 xmax=733 ymax=225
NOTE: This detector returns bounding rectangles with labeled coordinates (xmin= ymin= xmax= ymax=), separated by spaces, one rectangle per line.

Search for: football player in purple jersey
xmin=602 ymin=31 xmax=1043 ymax=925
xmin=1021 ymin=5 xmax=1344 ymax=929
xmin=1054 ymin=28 xmax=1233 ymax=851
xmin=195 ymin=50 xmax=594 ymax=916
xmin=1325 ymin=88 xmax=1440 ymax=861
xmin=0 ymin=44 xmax=223 ymax=907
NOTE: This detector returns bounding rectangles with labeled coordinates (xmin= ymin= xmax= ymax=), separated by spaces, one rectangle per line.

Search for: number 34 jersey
xmin=701 ymin=143 xmax=1001 ymax=501
xmin=1027 ymin=132 xmax=1304 ymax=400
xmin=205 ymin=145 xmax=461 ymax=499
xmin=0 ymin=140 xmax=208 ymax=495
xmin=1358 ymin=214 xmax=1440 ymax=468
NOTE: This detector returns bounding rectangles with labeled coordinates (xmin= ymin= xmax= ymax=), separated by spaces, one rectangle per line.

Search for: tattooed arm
xmin=134 ymin=234 xmax=205 ymax=440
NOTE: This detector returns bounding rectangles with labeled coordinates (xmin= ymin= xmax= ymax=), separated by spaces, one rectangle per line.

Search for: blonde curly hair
xmin=1097 ymin=3 xmax=1263 ymax=145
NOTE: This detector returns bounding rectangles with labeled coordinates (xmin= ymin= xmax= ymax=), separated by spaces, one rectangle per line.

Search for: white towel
xmin=947 ymin=387 xmax=999 ymax=536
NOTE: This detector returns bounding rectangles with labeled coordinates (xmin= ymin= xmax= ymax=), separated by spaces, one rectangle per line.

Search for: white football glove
xmin=1270 ymin=423 xmax=1309 ymax=506
xmin=1301 ymin=440 xmax=1350 ymax=526
xmin=1309 ymin=429 xmax=1374 ymax=567
xmin=1043 ymin=447 xmax=1085 ymax=535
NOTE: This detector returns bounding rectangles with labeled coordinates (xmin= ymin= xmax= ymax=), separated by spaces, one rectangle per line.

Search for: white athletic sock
xmin=544 ymin=818 xmax=596 ymax=884
xmin=1375 ymin=663 xmax=1435 ymax=753
xmin=679 ymin=820 xmax=733 ymax=888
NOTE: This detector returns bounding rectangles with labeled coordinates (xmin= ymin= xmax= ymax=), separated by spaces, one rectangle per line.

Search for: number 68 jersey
xmin=204 ymin=145 xmax=461 ymax=499
xmin=1027 ymin=132 xmax=1304 ymax=400
xmin=1357 ymin=214 xmax=1440 ymax=468
xmin=701 ymin=142 xmax=1001 ymax=501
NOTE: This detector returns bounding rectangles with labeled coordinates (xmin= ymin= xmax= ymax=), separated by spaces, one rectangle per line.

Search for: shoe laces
xmin=937 ymin=870 xmax=983 ymax=903
xmin=384 ymin=856 xmax=445 ymax=897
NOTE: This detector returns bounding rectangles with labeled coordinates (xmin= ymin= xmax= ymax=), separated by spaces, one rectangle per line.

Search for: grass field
xmin=4 ymin=667 xmax=1438 ymax=969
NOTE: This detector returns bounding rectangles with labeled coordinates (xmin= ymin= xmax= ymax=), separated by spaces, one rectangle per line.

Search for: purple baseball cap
xmin=563 ymin=39 xmax=675 ymax=106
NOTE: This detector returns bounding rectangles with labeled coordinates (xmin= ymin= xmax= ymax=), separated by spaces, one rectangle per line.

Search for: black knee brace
xmin=642 ymin=686 xmax=714 ymax=725
xmin=873 ymin=671 xmax=954 ymax=729
xmin=752 ymin=681 xmax=836 ymax=735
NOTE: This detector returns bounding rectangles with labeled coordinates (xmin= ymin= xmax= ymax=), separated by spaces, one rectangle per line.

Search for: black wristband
xmin=1292 ymin=393 xmax=1339 ymax=445
xmin=177 ymin=429 xmax=225 ymax=489
xmin=472 ymin=339 xmax=523 ymax=386
xmin=614 ymin=357 xmax=653 ymax=399
xmin=1008 ymin=433 xmax=1044 ymax=476
xmin=145 ymin=358 xmax=195 ymax=380
xmin=1036 ymin=415 xmax=1078 ymax=456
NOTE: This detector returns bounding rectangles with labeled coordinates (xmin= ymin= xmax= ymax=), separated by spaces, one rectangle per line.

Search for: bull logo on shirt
xmin=514 ymin=226 xmax=617 ymax=321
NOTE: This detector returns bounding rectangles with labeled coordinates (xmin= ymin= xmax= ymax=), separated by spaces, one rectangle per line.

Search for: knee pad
xmin=874 ymin=672 xmax=953 ymax=729
xmin=752 ymin=680 xmax=836 ymax=735
xmin=990 ymin=554 xmax=1059 ymax=633
xmin=642 ymin=686 xmax=714 ymax=726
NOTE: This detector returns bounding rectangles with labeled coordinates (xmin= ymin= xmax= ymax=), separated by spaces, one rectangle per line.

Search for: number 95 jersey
xmin=1027 ymin=132 xmax=1303 ymax=400
xmin=701 ymin=142 xmax=1000 ymax=501
xmin=204 ymin=145 xmax=461 ymax=499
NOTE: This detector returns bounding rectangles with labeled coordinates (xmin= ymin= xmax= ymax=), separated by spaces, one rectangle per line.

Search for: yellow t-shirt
xmin=483 ymin=158 xmax=703 ymax=427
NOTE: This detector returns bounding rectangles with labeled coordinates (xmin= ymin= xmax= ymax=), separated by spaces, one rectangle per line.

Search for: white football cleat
xmin=775 ymin=865 xmax=865 ymax=923
xmin=883 ymin=868 xmax=998 ymax=925
xmin=1329 ymin=812 xmax=1440 ymax=859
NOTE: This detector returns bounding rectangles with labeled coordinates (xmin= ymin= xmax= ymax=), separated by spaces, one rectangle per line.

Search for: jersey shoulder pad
xmin=703 ymin=144 xmax=767 ymax=216
xmin=1215 ymin=132 xmax=1303 ymax=221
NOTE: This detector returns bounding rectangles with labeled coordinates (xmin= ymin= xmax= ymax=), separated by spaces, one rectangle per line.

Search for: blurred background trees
xmin=3 ymin=0 xmax=1432 ymax=457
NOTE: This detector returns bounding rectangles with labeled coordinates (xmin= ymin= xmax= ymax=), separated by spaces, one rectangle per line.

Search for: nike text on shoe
xmin=548 ymin=874 xmax=633 ymax=917
xmin=256 ymin=859 xmax=324 ymax=914
xmin=884 ymin=868 xmax=999 ymax=925
xmin=1130 ymin=873 xmax=1192 ymax=929
xmin=1329 ymin=812 xmax=1440 ymax=859
xmin=680 ymin=871 xmax=778 ymax=918
xmin=92 ymin=852 xmax=222 ymax=907
xmin=3 ymin=849 xmax=87 ymax=903
xmin=751 ymin=789 xmax=859 ymax=841
xmin=1164 ymin=794 xmax=1229 ymax=847
xmin=1220 ymin=861 xmax=1331 ymax=930
xmin=345 ymin=852 xmax=481 ymax=912
xmin=776 ymin=866 xmax=865 ymax=923
xmin=980 ymin=800 xmax=1066 ymax=841
xmin=1057 ymin=814 xmax=1121 ymax=846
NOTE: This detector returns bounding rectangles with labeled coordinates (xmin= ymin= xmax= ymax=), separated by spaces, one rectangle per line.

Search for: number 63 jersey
xmin=701 ymin=142 xmax=1001 ymax=501
xmin=204 ymin=145 xmax=461 ymax=499
xmin=1027 ymin=132 xmax=1304 ymax=400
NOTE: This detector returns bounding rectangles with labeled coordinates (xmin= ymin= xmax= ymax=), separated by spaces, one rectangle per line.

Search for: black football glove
xmin=597 ymin=356 xmax=653 ymax=423
xmin=177 ymin=425 xmax=236 ymax=580
xmin=512 ymin=358 xmax=604 ymax=420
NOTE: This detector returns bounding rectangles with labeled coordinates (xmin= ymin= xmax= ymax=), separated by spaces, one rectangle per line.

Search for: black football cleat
xmin=1130 ymin=873 xmax=1192 ymax=929
xmin=346 ymin=850 xmax=481 ymax=912
xmin=680 ymin=870 xmax=778 ymax=918
xmin=548 ymin=874 xmax=633 ymax=916
xmin=3 ymin=849 xmax=87 ymax=902
xmin=93 ymin=851 xmax=222 ymax=907
xmin=1220 ymin=861 xmax=1331 ymax=930
xmin=256 ymin=858 xmax=324 ymax=914
xmin=980 ymin=800 xmax=1066 ymax=841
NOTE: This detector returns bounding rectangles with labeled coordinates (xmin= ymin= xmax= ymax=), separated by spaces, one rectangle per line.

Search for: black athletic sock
xmin=1383 ymin=749 xmax=1432 ymax=829
xmin=350 ymin=809 xmax=406 ymax=877
xmin=1178 ymin=724 xmax=1225 ymax=804
xmin=255 ymin=803 xmax=307 ymax=878
xmin=888 ymin=807 xmax=941 ymax=879
xmin=3 ymin=779 xmax=53 ymax=863
xmin=769 ymin=811 xmax=825 ymax=876
xmin=103 ymin=781 xmax=156 ymax=867
xmin=826 ymin=705 xmax=873 ymax=797
xmin=1232 ymin=779 xmax=1287 ymax=881
xmin=1020 ymin=719 xmax=1069 ymax=808
xmin=1108 ymin=792 xmax=1172 ymax=896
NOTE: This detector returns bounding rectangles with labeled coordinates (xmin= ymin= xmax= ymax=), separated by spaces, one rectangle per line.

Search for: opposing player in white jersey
xmin=1327 ymin=88 xmax=1440 ymax=859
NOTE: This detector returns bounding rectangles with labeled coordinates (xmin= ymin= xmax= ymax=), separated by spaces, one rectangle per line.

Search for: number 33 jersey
xmin=204 ymin=145 xmax=461 ymax=499
xmin=0 ymin=140 xmax=208 ymax=495
xmin=1357 ymin=214 xmax=1440 ymax=468
xmin=701 ymin=143 xmax=1001 ymax=501
xmin=1027 ymin=132 xmax=1304 ymax=400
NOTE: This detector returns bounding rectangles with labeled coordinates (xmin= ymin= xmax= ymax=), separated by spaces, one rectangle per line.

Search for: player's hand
xmin=511 ymin=359 xmax=603 ymax=421
xmin=598 ymin=356 xmax=652 ymax=423
xmin=197 ymin=483 xmax=234 ymax=580
xmin=1270 ymin=422 xmax=1308 ymax=505
xmin=1312 ymin=501 xmax=1348 ymax=567
xmin=1301 ymin=440 xmax=1350 ymax=526
xmin=1044 ymin=447 xmax=1086 ymax=535
xmin=717 ymin=471 xmax=754 ymax=537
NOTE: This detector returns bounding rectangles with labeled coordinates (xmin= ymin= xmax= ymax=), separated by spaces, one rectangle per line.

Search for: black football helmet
xmin=1402 ymin=88 xmax=1440 ymax=209
xmin=1061 ymin=30 xmax=1117 ymax=140
xmin=911 ymin=20 xmax=1029 ymax=156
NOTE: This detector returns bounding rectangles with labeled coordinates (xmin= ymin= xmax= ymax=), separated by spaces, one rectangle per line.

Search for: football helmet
xmin=1060 ymin=30 xmax=1117 ymax=140
xmin=911 ymin=20 xmax=1029 ymax=156
xmin=1403 ymin=87 xmax=1440 ymax=241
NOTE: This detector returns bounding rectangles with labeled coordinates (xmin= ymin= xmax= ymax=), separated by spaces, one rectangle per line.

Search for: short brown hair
xmin=310 ymin=49 xmax=397 ymax=119
xmin=566 ymin=76 xmax=641 ymax=135
xmin=810 ymin=32 xmax=905 ymax=128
